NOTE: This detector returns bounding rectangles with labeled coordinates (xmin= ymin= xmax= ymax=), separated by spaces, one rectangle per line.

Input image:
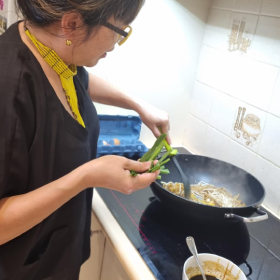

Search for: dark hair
xmin=15 ymin=0 xmax=145 ymax=29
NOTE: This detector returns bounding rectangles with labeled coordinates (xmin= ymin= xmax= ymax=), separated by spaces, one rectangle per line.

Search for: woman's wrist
xmin=128 ymin=96 xmax=148 ymax=118
xmin=71 ymin=164 xmax=91 ymax=191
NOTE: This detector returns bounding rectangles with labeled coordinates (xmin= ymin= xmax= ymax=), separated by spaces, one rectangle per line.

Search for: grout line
xmin=261 ymin=12 xmax=280 ymax=19
xmin=267 ymin=71 xmax=280 ymax=118
xmin=197 ymin=78 xmax=280 ymax=120
xmin=209 ymin=7 xmax=234 ymax=12
xmin=210 ymin=5 xmax=280 ymax=19
xmin=201 ymin=42 xmax=280 ymax=72
xmin=188 ymin=112 xmax=280 ymax=170
xmin=260 ymin=0 xmax=265 ymax=15
xmin=98 ymin=237 xmax=107 ymax=280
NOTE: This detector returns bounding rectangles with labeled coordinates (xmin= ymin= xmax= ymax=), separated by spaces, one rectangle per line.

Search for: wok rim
xmin=152 ymin=154 xmax=266 ymax=210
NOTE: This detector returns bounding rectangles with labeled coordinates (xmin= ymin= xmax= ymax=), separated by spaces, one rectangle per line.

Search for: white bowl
xmin=182 ymin=253 xmax=246 ymax=280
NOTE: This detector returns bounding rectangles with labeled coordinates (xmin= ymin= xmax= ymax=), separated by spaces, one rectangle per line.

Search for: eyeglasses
xmin=102 ymin=22 xmax=132 ymax=46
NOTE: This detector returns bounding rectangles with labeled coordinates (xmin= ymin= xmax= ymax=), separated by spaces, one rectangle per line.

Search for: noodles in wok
xmin=161 ymin=181 xmax=245 ymax=208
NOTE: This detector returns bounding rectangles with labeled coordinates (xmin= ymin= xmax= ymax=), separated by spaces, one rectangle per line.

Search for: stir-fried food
xmin=161 ymin=181 xmax=246 ymax=208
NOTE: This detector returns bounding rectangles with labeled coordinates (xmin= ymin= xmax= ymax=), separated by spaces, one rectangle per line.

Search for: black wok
xmin=150 ymin=154 xmax=268 ymax=223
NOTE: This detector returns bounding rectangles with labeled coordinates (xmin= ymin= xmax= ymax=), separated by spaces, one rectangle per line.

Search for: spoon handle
xmin=186 ymin=237 xmax=207 ymax=280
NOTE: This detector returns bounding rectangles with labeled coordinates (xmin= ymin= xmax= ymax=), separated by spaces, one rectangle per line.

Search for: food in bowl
xmin=161 ymin=181 xmax=245 ymax=208
xmin=183 ymin=254 xmax=246 ymax=280
xmin=189 ymin=275 xmax=220 ymax=280
xmin=186 ymin=260 xmax=242 ymax=280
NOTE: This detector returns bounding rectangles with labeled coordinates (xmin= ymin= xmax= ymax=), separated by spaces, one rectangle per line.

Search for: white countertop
xmin=92 ymin=189 xmax=156 ymax=280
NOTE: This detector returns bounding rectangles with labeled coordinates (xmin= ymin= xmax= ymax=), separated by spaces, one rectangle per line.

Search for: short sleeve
xmin=0 ymin=66 xmax=35 ymax=200
xmin=0 ymin=110 xmax=30 ymax=199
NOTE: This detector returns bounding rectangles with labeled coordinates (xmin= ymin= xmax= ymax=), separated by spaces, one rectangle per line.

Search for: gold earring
xmin=66 ymin=39 xmax=72 ymax=46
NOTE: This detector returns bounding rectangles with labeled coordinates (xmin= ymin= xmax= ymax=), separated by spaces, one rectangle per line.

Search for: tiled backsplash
xmin=183 ymin=0 xmax=280 ymax=217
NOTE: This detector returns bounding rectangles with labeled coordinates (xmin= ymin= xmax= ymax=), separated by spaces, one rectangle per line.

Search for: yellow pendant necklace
xmin=24 ymin=24 xmax=85 ymax=128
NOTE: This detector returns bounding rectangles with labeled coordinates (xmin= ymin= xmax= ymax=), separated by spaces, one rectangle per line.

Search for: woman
xmin=0 ymin=0 xmax=171 ymax=279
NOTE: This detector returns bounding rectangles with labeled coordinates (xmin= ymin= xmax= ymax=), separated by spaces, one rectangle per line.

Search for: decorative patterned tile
xmin=211 ymin=0 xmax=236 ymax=10
xmin=252 ymin=155 xmax=280 ymax=215
xmin=261 ymin=0 xmax=280 ymax=17
xmin=183 ymin=114 xmax=207 ymax=155
xmin=196 ymin=46 xmax=278 ymax=111
xmin=209 ymin=91 xmax=239 ymax=136
xmin=258 ymin=114 xmax=280 ymax=167
xmin=233 ymin=0 xmax=263 ymax=14
xmin=230 ymin=102 xmax=267 ymax=153
xmin=224 ymin=139 xmax=257 ymax=173
xmin=269 ymin=71 xmax=280 ymax=118
xmin=247 ymin=16 xmax=280 ymax=67
xmin=203 ymin=8 xmax=232 ymax=51
xmin=189 ymin=82 xmax=215 ymax=124
xmin=227 ymin=12 xmax=258 ymax=55
xmin=200 ymin=126 xmax=230 ymax=161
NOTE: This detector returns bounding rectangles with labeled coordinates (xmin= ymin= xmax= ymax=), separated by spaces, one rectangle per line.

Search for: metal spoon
xmin=186 ymin=236 xmax=207 ymax=280
xmin=172 ymin=156 xmax=191 ymax=198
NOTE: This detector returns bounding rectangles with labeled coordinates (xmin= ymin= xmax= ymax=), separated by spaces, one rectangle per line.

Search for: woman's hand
xmin=87 ymin=74 xmax=171 ymax=143
xmin=83 ymin=155 xmax=160 ymax=194
xmin=137 ymin=102 xmax=171 ymax=145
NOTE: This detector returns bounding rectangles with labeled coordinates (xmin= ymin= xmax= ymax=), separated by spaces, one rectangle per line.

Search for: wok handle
xmin=224 ymin=208 xmax=268 ymax=223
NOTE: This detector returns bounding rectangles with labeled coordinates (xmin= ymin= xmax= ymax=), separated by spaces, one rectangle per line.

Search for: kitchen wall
xmin=0 ymin=0 xmax=8 ymax=35
xmin=0 ymin=0 xmax=17 ymax=35
xmin=184 ymin=0 xmax=280 ymax=217
xmin=86 ymin=0 xmax=211 ymax=148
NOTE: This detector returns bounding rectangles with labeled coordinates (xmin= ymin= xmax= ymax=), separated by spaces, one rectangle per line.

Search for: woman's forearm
xmin=87 ymin=73 xmax=171 ymax=144
xmin=0 ymin=165 xmax=86 ymax=245
xmin=88 ymin=73 xmax=145 ymax=113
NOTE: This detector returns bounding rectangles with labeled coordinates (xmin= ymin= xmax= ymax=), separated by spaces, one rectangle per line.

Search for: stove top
xmin=96 ymin=148 xmax=280 ymax=280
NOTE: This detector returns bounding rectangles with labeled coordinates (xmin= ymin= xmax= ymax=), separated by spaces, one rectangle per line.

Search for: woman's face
xmin=72 ymin=18 xmax=124 ymax=67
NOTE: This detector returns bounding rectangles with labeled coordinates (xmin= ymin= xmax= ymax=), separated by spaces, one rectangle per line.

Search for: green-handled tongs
xmin=159 ymin=127 xmax=191 ymax=198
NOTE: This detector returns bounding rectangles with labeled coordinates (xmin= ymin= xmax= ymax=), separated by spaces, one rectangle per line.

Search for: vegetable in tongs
xmin=130 ymin=133 xmax=177 ymax=179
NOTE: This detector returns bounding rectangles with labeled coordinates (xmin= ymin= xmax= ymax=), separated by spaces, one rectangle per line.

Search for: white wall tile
xmin=183 ymin=114 xmax=207 ymax=155
xmin=203 ymin=8 xmax=232 ymax=51
xmin=261 ymin=0 xmax=280 ymax=17
xmin=201 ymin=126 xmax=230 ymax=161
xmin=190 ymin=82 xmax=215 ymax=124
xmin=258 ymin=114 xmax=280 ymax=167
xmin=196 ymin=46 xmax=278 ymax=111
xmin=224 ymin=139 xmax=257 ymax=173
xmin=231 ymin=102 xmax=267 ymax=152
xmin=90 ymin=0 xmax=211 ymax=147
xmin=247 ymin=16 xmax=280 ymax=67
xmin=233 ymin=0 xmax=263 ymax=14
xmin=269 ymin=72 xmax=280 ymax=118
xmin=211 ymin=0 xmax=236 ymax=10
xmin=209 ymin=91 xmax=239 ymax=136
xmin=252 ymin=156 xmax=280 ymax=215
xmin=196 ymin=46 xmax=232 ymax=93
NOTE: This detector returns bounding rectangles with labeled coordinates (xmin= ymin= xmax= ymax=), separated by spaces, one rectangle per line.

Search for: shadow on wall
xmin=174 ymin=0 xmax=212 ymax=23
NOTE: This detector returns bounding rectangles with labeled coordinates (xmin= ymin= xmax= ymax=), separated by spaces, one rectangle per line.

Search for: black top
xmin=0 ymin=22 xmax=100 ymax=280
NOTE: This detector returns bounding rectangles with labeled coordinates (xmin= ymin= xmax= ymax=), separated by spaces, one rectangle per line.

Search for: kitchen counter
xmin=91 ymin=188 xmax=156 ymax=280
xmin=91 ymin=148 xmax=280 ymax=280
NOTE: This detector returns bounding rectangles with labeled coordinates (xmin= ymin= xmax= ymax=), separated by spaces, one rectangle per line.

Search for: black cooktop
xmin=96 ymin=148 xmax=280 ymax=280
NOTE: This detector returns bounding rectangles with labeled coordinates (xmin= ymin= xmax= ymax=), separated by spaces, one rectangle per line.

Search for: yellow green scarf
xmin=25 ymin=28 xmax=85 ymax=128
